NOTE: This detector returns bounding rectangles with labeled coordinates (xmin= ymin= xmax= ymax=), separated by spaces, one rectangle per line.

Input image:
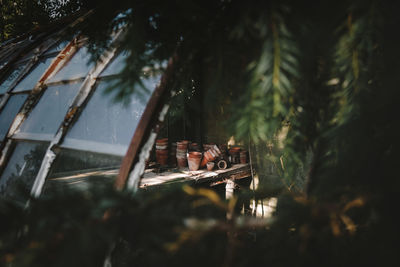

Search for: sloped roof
xmin=0 ymin=14 xmax=166 ymax=200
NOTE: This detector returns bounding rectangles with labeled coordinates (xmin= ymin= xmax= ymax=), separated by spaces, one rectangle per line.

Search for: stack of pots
xmin=156 ymin=138 xmax=169 ymax=166
xmin=200 ymin=145 xmax=221 ymax=168
xmin=240 ymin=150 xmax=248 ymax=164
xmin=229 ymin=147 xmax=241 ymax=164
xmin=176 ymin=140 xmax=190 ymax=168
xmin=188 ymin=151 xmax=202 ymax=171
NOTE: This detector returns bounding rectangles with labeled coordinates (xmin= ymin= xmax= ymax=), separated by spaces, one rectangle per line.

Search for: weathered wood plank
xmin=140 ymin=164 xmax=251 ymax=188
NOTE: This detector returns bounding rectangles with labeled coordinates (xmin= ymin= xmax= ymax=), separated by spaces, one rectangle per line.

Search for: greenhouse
xmin=1 ymin=1 xmax=400 ymax=266
xmin=0 ymin=16 xmax=164 ymax=201
xmin=0 ymin=14 xmax=256 ymax=206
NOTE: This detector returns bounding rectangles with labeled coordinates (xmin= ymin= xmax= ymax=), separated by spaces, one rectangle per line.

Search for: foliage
xmin=0 ymin=0 xmax=86 ymax=42
xmin=1 ymin=0 xmax=400 ymax=266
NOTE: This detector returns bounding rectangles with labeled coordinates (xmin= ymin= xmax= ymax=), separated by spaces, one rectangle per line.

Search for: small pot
xmin=217 ymin=160 xmax=227 ymax=170
xmin=206 ymin=162 xmax=215 ymax=171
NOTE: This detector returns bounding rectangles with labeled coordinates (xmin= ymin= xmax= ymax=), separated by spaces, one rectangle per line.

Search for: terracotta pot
xmin=177 ymin=143 xmax=187 ymax=149
xmin=156 ymin=149 xmax=169 ymax=166
xmin=176 ymin=143 xmax=188 ymax=154
xmin=156 ymin=144 xmax=168 ymax=150
xmin=176 ymin=141 xmax=188 ymax=168
xmin=156 ymin=139 xmax=168 ymax=147
xmin=188 ymin=151 xmax=202 ymax=158
xmin=200 ymin=146 xmax=221 ymax=168
xmin=155 ymin=138 xmax=168 ymax=154
xmin=217 ymin=160 xmax=227 ymax=170
xmin=188 ymin=152 xmax=202 ymax=171
xmin=177 ymin=140 xmax=190 ymax=148
xmin=229 ymin=147 xmax=241 ymax=164
xmin=176 ymin=151 xmax=186 ymax=158
xmin=203 ymin=143 xmax=216 ymax=151
xmin=206 ymin=162 xmax=215 ymax=171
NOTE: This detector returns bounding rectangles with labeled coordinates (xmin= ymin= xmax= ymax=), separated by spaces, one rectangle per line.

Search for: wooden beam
xmin=115 ymin=53 xmax=178 ymax=190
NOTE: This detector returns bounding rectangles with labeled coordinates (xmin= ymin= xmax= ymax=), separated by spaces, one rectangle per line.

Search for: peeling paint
xmin=29 ymin=29 xmax=126 ymax=197
xmin=30 ymin=148 xmax=56 ymax=197
xmin=127 ymin=131 xmax=158 ymax=191
xmin=126 ymin=102 xmax=171 ymax=191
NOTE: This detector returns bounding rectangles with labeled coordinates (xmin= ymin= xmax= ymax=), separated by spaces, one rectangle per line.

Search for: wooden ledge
xmin=140 ymin=163 xmax=251 ymax=188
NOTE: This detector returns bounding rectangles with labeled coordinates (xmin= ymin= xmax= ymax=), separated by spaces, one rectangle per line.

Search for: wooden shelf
xmin=140 ymin=163 xmax=251 ymax=188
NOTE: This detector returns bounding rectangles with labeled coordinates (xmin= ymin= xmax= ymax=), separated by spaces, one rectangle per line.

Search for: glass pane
xmin=44 ymin=148 xmax=121 ymax=192
xmin=62 ymin=76 xmax=158 ymax=155
xmin=48 ymin=46 xmax=94 ymax=82
xmin=45 ymin=40 xmax=70 ymax=55
xmin=0 ymin=65 xmax=25 ymax=94
xmin=0 ymin=141 xmax=48 ymax=200
xmin=16 ymin=83 xmax=81 ymax=141
xmin=100 ymin=50 xmax=128 ymax=77
xmin=0 ymin=94 xmax=28 ymax=141
xmin=13 ymin=56 xmax=54 ymax=92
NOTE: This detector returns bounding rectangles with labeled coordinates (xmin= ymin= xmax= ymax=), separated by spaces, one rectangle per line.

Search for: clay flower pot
xmin=206 ymin=162 xmax=215 ymax=171
xmin=200 ymin=145 xmax=221 ymax=168
xmin=188 ymin=151 xmax=202 ymax=171
xmin=217 ymin=160 xmax=227 ymax=170
xmin=203 ymin=143 xmax=216 ymax=152
xmin=229 ymin=147 xmax=241 ymax=164
xmin=177 ymin=140 xmax=189 ymax=152
xmin=156 ymin=149 xmax=169 ymax=166
xmin=156 ymin=138 xmax=168 ymax=149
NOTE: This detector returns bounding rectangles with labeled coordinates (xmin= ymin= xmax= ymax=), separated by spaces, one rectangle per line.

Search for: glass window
xmin=48 ymin=46 xmax=94 ymax=83
xmin=61 ymin=76 xmax=158 ymax=156
xmin=0 ymin=141 xmax=48 ymax=200
xmin=44 ymin=148 xmax=121 ymax=192
xmin=0 ymin=65 xmax=25 ymax=94
xmin=12 ymin=56 xmax=54 ymax=92
xmin=44 ymin=40 xmax=70 ymax=55
xmin=100 ymin=50 xmax=128 ymax=77
xmin=15 ymin=83 xmax=81 ymax=141
xmin=48 ymin=148 xmax=122 ymax=177
xmin=0 ymin=94 xmax=28 ymax=141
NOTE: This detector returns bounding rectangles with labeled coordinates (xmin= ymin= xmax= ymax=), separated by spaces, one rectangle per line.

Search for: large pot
xmin=188 ymin=151 xmax=202 ymax=171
